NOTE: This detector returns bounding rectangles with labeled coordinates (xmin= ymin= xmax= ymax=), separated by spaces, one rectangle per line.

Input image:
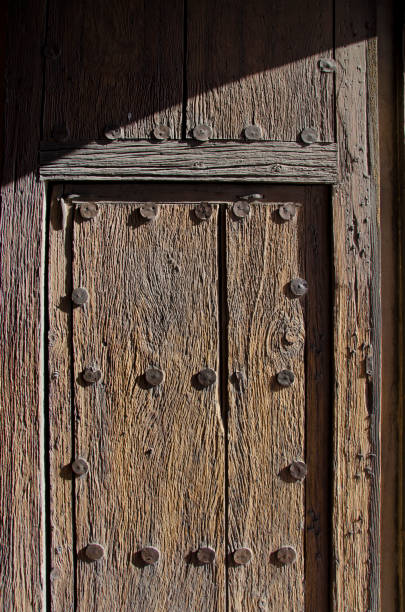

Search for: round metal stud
xmin=79 ymin=202 xmax=100 ymax=220
xmin=139 ymin=204 xmax=159 ymax=221
xmin=278 ymin=203 xmax=297 ymax=222
xmin=192 ymin=124 xmax=213 ymax=142
xmin=290 ymin=277 xmax=308 ymax=297
xmin=288 ymin=461 xmax=307 ymax=482
xmin=196 ymin=546 xmax=216 ymax=564
xmin=276 ymin=369 xmax=295 ymax=388
xmin=152 ymin=125 xmax=170 ymax=140
xmin=71 ymin=457 xmax=89 ymax=477
xmin=71 ymin=287 xmax=89 ymax=306
xmin=104 ymin=125 xmax=123 ymax=140
xmin=276 ymin=546 xmax=297 ymax=565
xmin=244 ymin=125 xmax=262 ymax=140
xmin=194 ymin=202 xmax=213 ymax=221
xmin=318 ymin=58 xmax=337 ymax=73
xmin=82 ymin=366 xmax=102 ymax=384
xmin=232 ymin=201 xmax=250 ymax=219
xmin=144 ymin=367 xmax=164 ymax=387
xmin=140 ymin=546 xmax=160 ymax=565
xmin=300 ymin=127 xmax=318 ymax=145
xmin=85 ymin=543 xmax=105 ymax=561
xmin=197 ymin=368 xmax=217 ymax=388
xmin=233 ymin=547 xmax=253 ymax=565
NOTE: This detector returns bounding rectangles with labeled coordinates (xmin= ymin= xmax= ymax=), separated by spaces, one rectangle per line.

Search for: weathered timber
xmin=186 ymin=0 xmax=334 ymax=140
xmin=0 ymin=2 xmax=47 ymax=610
xmin=226 ymin=188 xmax=330 ymax=610
xmin=70 ymin=201 xmax=225 ymax=610
xmin=48 ymin=188 xmax=75 ymax=610
xmin=332 ymin=2 xmax=381 ymax=611
xmin=40 ymin=141 xmax=338 ymax=183
xmin=43 ymin=0 xmax=183 ymax=140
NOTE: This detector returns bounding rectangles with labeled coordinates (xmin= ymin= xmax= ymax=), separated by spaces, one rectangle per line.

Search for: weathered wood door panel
xmin=48 ymin=184 xmax=330 ymax=611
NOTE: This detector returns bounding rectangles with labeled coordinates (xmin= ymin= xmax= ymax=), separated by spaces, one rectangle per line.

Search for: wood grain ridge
xmin=40 ymin=141 xmax=338 ymax=183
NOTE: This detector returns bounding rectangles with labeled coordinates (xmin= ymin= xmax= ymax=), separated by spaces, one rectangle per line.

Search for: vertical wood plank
xmin=333 ymin=2 xmax=381 ymax=610
xmin=186 ymin=0 xmax=334 ymax=141
xmin=48 ymin=189 xmax=75 ymax=610
xmin=226 ymin=197 xmax=307 ymax=611
xmin=304 ymin=186 xmax=331 ymax=612
xmin=71 ymin=202 xmax=224 ymax=610
xmin=43 ymin=0 xmax=184 ymax=140
xmin=0 ymin=1 xmax=47 ymax=609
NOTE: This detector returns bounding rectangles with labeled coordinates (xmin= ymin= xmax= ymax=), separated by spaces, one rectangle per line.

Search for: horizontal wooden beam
xmin=40 ymin=140 xmax=338 ymax=183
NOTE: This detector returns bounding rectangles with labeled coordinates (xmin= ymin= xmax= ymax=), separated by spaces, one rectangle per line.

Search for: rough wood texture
xmin=332 ymin=2 xmax=381 ymax=611
xmin=186 ymin=0 xmax=334 ymax=140
xmin=0 ymin=2 xmax=46 ymax=609
xmin=226 ymin=188 xmax=330 ymax=610
xmin=40 ymin=141 xmax=338 ymax=183
xmin=70 ymin=201 xmax=224 ymax=610
xmin=48 ymin=188 xmax=75 ymax=610
xmin=43 ymin=0 xmax=183 ymax=140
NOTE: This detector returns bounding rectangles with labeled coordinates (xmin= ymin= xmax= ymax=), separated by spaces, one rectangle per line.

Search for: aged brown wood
xmin=42 ymin=0 xmax=183 ymax=140
xmin=226 ymin=188 xmax=330 ymax=610
xmin=69 ymin=200 xmax=225 ymax=610
xmin=39 ymin=141 xmax=338 ymax=183
xmin=48 ymin=188 xmax=75 ymax=610
xmin=332 ymin=2 xmax=381 ymax=611
xmin=186 ymin=0 xmax=334 ymax=141
xmin=0 ymin=1 xmax=47 ymax=609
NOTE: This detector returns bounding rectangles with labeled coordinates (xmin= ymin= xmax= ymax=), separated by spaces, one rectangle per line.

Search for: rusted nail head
xmin=71 ymin=457 xmax=89 ymax=477
xmin=232 ymin=201 xmax=250 ymax=219
xmin=318 ymin=58 xmax=337 ymax=73
xmin=197 ymin=546 xmax=216 ymax=564
xmin=194 ymin=202 xmax=213 ymax=221
xmin=104 ymin=125 xmax=123 ymax=140
xmin=152 ymin=125 xmax=170 ymax=140
xmin=290 ymin=278 xmax=308 ymax=297
xmin=300 ymin=127 xmax=318 ymax=145
xmin=79 ymin=202 xmax=99 ymax=220
xmin=244 ymin=125 xmax=262 ymax=140
xmin=82 ymin=366 xmax=102 ymax=384
xmin=278 ymin=204 xmax=297 ymax=222
xmin=144 ymin=367 xmax=164 ymax=387
xmin=85 ymin=543 xmax=105 ymax=561
xmin=71 ymin=287 xmax=89 ymax=305
xmin=233 ymin=547 xmax=253 ymax=565
xmin=197 ymin=368 xmax=217 ymax=388
xmin=139 ymin=204 xmax=159 ymax=221
xmin=276 ymin=546 xmax=297 ymax=565
xmin=288 ymin=461 xmax=307 ymax=481
xmin=276 ymin=369 xmax=295 ymax=387
xmin=192 ymin=124 xmax=213 ymax=141
xmin=140 ymin=546 xmax=160 ymax=565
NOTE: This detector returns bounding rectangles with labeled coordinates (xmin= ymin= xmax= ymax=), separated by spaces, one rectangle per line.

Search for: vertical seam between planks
xmin=181 ymin=0 xmax=188 ymax=139
xmin=217 ymin=205 xmax=229 ymax=612
xmin=41 ymin=184 xmax=50 ymax=611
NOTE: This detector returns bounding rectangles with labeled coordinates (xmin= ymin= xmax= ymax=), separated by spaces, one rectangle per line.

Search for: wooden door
xmin=48 ymin=184 xmax=330 ymax=611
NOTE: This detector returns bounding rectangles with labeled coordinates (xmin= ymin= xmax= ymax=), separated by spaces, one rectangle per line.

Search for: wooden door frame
xmin=0 ymin=1 xmax=384 ymax=610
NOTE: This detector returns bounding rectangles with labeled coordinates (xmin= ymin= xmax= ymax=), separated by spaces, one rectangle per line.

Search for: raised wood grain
xmin=332 ymin=2 xmax=381 ymax=611
xmin=186 ymin=0 xmax=334 ymax=141
xmin=48 ymin=188 xmax=75 ymax=610
xmin=226 ymin=195 xmax=308 ymax=610
xmin=71 ymin=201 xmax=224 ymax=610
xmin=39 ymin=141 xmax=338 ymax=183
xmin=0 ymin=1 xmax=46 ymax=609
xmin=43 ymin=0 xmax=183 ymax=140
